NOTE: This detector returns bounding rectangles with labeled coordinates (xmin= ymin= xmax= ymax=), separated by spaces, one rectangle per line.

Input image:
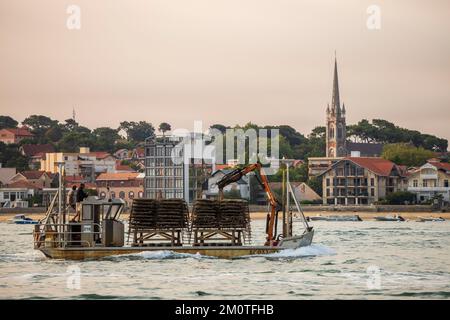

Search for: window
xmin=445 ymin=180 xmax=449 ymax=188
xmin=129 ymin=191 xmax=134 ymax=199
xmin=423 ymin=180 xmax=428 ymax=187
xmin=326 ymin=189 xmax=330 ymax=197
xmin=370 ymin=178 xmax=374 ymax=186
xmin=413 ymin=180 xmax=418 ymax=187
xmin=371 ymin=188 xmax=375 ymax=197
xmin=3 ymin=192 xmax=10 ymax=200
xmin=326 ymin=178 xmax=330 ymax=187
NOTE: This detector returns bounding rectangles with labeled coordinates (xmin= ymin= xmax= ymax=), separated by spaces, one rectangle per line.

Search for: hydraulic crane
xmin=216 ymin=162 xmax=282 ymax=246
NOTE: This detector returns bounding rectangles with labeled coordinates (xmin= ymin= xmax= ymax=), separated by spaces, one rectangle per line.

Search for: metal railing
xmin=33 ymin=222 xmax=102 ymax=249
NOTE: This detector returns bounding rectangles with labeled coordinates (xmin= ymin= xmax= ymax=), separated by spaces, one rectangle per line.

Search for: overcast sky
xmin=1 ymin=0 xmax=449 ymax=141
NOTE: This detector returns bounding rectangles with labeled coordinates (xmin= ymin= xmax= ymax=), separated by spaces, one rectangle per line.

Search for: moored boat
xmin=374 ymin=215 xmax=405 ymax=222
xmin=308 ymin=214 xmax=362 ymax=222
xmin=9 ymin=214 xmax=38 ymax=225
xmin=416 ymin=216 xmax=445 ymax=222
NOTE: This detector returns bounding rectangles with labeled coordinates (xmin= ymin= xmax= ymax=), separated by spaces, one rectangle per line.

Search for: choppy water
xmin=1 ymin=220 xmax=450 ymax=299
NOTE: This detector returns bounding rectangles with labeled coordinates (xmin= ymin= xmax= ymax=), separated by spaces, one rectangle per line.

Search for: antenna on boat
xmin=56 ymin=161 xmax=65 ymax=232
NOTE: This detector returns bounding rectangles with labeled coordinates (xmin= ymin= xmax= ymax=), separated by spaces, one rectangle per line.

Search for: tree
xmin=119 ymin=121 xmax=155 ymax=142
xmin=22 ymin=115 xmax=59 ymax=143
xmin=62 ymin=119 xmax=79 ymax=132
xmin=210 ymin=124 xmax=228 ymax=134
xmin=0 ymin=116 xmax=18 ymax=129
xmin=92 ymin=127 xmax=120 ymax=152
xmin=58 ymin=131 xmax=95 ymax=152
xmin=385 ymin=191 xmax=416 ymax=205
xmin=382 ymin=143 xmax=435 ymax=167
xmin=45 ymin=126 xmax=63 ymax=143
xmin=158 ymin=122 xmax=171 ymax=136
xmin=0 ymin=142 xmax=29 ymax=171
xmin=307 ymin=176 xmax=323 ymax=198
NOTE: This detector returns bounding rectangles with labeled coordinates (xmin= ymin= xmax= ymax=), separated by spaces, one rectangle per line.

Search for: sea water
xmin=0 ymin=220 xmax=449 ymax=299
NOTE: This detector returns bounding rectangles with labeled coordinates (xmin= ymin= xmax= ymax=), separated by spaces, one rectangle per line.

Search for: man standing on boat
xmin=67 ymin=185 xmax=77 ymax=209
xmin=72 ymin=183 xmax=88 ymax=222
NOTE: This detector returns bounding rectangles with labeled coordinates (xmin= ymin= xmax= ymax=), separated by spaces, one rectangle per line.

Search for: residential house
xmin=268 ymin=182 xmax=321 ymax=203
xmin=8 ymin=170 xmax=53 ymax=188
xmin=407 ymin=159 xmax=450 ymax=202
xmin=206 ymin=169 xmax=250 ymax=199
xmin=0 ymin=180 xmax=38 ymax=208
xmin=96 ymin=172 xmax=144 ymax=208
xmin=41 ymin=147 xmax=116 ymax=182
xmin=114 ymin=149 xmax=130 ymax=160
xmin=19 ymin=144 xmax=55 ymax=169
xmin=319 ymin=157 xmax=407 ymax=205
xmin=0 ymin=127 xmax=33 ymax=144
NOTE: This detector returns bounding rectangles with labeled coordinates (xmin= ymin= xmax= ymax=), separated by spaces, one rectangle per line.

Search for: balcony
xmin=408 ymin=187 xmax=450 ymax=192
xmin=420 ymin=174 xmax=438 ymax=180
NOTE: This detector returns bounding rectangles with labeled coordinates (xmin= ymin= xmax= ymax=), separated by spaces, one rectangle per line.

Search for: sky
xmin=1 ymin=0 xmax=449 ymax=141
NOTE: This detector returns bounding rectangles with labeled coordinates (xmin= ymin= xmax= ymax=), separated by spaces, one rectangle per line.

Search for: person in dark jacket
xmin=72 ymin=184 xmax=88 ymax=222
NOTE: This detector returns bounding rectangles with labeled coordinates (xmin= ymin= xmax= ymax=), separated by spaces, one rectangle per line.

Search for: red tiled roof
xmin=96 ymin=172 xmax=140 ymax=181
xmin=20 ymin=170 xmax=47 ymax=180
xmin=20 ymin=144 xmax=55 ymax=157
xmin=428 ymin=160 xmax=450 ymax=171
xmin=346 ymin=157 xmax=398 ymax=176
xmin=3 ymin=127 xmax=34 ymax=137
xmin=86 ymin=152 xmax=112 ymax=160
xmin=115 ymin=164 xmax=134 ymax=172
xmin=6 ymin=180 xmax=40 ymax=189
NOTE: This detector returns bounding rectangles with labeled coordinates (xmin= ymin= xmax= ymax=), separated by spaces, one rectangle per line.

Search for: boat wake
xmin=106 ymin=250 xmax=216 ymax=261
xmin=257 ymin=244 xmax=336 ymax=259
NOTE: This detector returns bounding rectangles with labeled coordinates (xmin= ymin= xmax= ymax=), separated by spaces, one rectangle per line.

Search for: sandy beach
xmin=1 ymin=211 xmax=449 ymax=223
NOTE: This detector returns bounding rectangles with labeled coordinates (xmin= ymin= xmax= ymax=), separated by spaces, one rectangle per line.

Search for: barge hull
xmin=40 ymin=246 xmax=281 ymax=260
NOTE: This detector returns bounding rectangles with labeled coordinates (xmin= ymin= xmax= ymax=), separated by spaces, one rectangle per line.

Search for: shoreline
xmin=1 ymin=211 xmax=448 ymax=223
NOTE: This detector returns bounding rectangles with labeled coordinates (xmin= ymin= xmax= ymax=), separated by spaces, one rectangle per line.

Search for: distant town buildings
xmin=319 ymin=157 xmax=407 ymax=205
xmin=0 ymin=127 xmax=33 ymax=144
xmin=96 ymin=172 xmax=144 ymax=207
xmin=144 ymin=135 xmax=214 ymax=204
xmin=41 ymin=147 xmax=116 ymax=182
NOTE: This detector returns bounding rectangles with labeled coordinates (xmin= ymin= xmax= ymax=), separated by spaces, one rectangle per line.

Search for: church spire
xmin=331 ymin=54 xmax=340 ymax=113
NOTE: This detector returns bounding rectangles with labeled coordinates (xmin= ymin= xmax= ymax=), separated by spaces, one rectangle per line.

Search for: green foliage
xmin=348 ymin=119 xmax=447 ymax=151
xmin=0 ymin=116 xmax=18 ymax=129
xmin=158 ymin=122 xmax=171 ymax=135
xmin=58 ymin=131 xmax=95 ymax=152
xmin=385 ymin=191 xmax=416 ymax=205
xmin=92 ymin=127 xmax=120 ymax=153
xmin=269 ymin=163 xmax=308 ymax=183
xmin=382 ymin=143 xmax=435 ymax=167
xmin=22 ymin=115 xmax=59 ymax=142
xmin=119 ymin=121 xmax=155 ymax=142
xmin=45 ymin=126 xmax=63 ymax=143
xmin=0 ymin=142 xmax=29 ymax=171
xmin=307 ymin=176 xmax=322 ymax=198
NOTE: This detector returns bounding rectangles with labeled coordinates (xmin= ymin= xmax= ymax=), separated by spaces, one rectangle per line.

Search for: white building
xmin=407 ymin=160 xmax=450 ymax=202
xmin=206 ymin=169 xmax=250 ymax=200
xmin=41 ymin=147 xmax=116 ymax=182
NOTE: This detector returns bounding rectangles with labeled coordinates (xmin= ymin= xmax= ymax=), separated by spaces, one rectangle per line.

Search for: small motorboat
xmin=375 ymin=215 xmax=405 ymax=222
xmin=308 ymin=214 xmax=362 ymax=222
xmin=9 ymin=214 xmax=38 ymax=224
xmin=416 ymin=216 xmax=446 ymax=222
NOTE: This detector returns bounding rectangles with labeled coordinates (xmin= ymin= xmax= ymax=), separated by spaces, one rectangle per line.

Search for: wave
xmin=253 ymin=244 xmax=336 ymax=259
xmin=106 ymin=250 xmax=215 ymax=261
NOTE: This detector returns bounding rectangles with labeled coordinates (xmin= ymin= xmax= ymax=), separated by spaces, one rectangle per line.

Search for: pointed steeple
xmin=331 ymin=53 xmax=340 ymax=113
xmin=342 ymin=102 xmax=346 ymax=115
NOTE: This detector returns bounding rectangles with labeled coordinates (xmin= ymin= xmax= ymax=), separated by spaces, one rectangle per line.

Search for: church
xmin=308 ymin=56 xmax=383 ymax=177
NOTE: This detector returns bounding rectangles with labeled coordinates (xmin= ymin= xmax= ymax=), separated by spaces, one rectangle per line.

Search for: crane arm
xmin=216 ymin=162 xmax=281 ymax=246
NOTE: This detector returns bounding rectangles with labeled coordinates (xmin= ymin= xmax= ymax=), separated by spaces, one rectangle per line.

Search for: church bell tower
xmin=326 ymin=55 xmax=347 ymax=157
